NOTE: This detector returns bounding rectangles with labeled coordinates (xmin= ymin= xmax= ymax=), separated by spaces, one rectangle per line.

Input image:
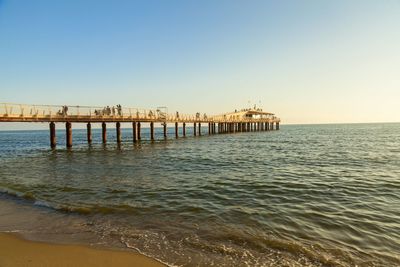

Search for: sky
xmin=0 ymin=0 xmax=399 ymax=129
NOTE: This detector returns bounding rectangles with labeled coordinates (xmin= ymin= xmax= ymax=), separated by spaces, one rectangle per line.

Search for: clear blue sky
xmin=0 ymin=0 xmax=399 ymax=127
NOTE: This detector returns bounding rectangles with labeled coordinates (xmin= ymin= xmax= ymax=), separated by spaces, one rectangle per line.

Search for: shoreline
xmin=0 ymin=195 xmax=167 ymax=266
xmin=0 ymin=232 xmax=165 ymax=267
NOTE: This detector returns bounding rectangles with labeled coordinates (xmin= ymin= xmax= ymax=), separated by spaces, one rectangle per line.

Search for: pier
xmin=0 ymin=103 xmax=280 ymax=148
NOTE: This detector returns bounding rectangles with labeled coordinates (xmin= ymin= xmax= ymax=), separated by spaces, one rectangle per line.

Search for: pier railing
xmin=0 ymin=103 xmax=160 ymax=120
xmin=0 ymin=103 xmax=280 ymax=123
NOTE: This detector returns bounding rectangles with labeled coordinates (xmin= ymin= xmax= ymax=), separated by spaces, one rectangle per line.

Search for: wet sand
xmin=0 ymin=233 xmax=164 ymax=267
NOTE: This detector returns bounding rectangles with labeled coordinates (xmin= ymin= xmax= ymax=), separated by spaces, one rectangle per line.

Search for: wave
xmin=0 ymin=187 xmax=142 ymax=216
xmin=0 ymin=187 xmax=36 ymax=201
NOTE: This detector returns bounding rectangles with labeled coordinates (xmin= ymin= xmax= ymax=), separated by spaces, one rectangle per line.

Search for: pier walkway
xmin=0 ymin=103 xmax=280 ymax=148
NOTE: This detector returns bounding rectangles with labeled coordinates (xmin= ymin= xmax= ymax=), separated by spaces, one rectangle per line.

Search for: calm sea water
xmin=0 ymin=123 xmax=399 ymax=266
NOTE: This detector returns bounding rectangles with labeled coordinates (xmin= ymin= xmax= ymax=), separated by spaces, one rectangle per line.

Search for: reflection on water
xmin=0 ymin=124 xmax=399 ymax=266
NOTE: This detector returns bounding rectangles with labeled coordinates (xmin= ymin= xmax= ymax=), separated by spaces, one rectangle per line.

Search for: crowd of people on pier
xmin=94 ymin=105 xmax=122 ymax=116
xmin=57 ymin=105 xmax=124 ymax=116
xmin=56 ymin=104 xmax=209 ymax=120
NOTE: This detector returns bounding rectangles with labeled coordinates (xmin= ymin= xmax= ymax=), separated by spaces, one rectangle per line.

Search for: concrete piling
xmin=150 ymin=122 xmax=154 ymax=141
xmin=116 ymin=122 xmax=121 ymax=143
xmin=137 ymin=122 xmax=141 ymax=140
xmin=132 ymin=122 xmax=137 ymax=142
xmin=102 ymin=122 xmax=107 ymax=144
xmin=87 ymin=123 xmax=92 ymax=144
xmin=66 ymin=122 xmax=72 ymax=148
xmin=50 ymin=122 xmax=56 ymax=148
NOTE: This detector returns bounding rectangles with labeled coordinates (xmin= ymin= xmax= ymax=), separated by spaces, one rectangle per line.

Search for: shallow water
xmin=0 ymin=123 xmax=399 ymax=266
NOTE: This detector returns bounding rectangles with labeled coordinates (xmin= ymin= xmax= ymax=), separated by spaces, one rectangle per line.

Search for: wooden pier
xmin=0 ymin=103 xmax=281 ymax=148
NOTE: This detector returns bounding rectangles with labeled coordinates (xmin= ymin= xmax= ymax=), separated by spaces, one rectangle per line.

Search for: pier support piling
xmin=87 ymin=123 xmax=92 ymax=144
xmin=132 ymin=122 xmax=137 ymax=142
xmin=175 ymin=122 xmax=179 ymax=138
xmin=198 ymin=123 xmax=201 ymax=136
xmin=50 ymin=122 xmax=56 ymax=148
xmin=163 ymin=123 xmax=167 ymax=138
xmin=66 ymin=122 xmax=72 ymax=148
xmin=116 ymin=122 xmax=121 ymax=143
xmin=183 ymin=123 xmax=186 ymax=137
xmin=150 ymin=122 xmax=154 ymax=141
xmin=194 ymin=123 xmax=197 ymax=136
xmin=102 ymin=122 xmax=107 ymax=144
xmin=137 ymin=122 xmax=141 ymax=140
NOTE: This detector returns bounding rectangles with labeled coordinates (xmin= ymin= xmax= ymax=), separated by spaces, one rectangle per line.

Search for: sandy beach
xmin=0 ymin=233 xmax=164 ymax=267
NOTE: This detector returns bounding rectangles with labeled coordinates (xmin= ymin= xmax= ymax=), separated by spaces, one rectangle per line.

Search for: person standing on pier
xmin=63 ymin=105 xmax=68 ymax=116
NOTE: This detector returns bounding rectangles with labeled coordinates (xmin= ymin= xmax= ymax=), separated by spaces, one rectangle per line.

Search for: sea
xmin=0 ymin=123 xmax=399 ymax=266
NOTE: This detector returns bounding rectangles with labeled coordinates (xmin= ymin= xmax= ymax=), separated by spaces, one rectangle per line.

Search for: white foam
xmin=33 ymin=200 xmax=53 ymax=209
